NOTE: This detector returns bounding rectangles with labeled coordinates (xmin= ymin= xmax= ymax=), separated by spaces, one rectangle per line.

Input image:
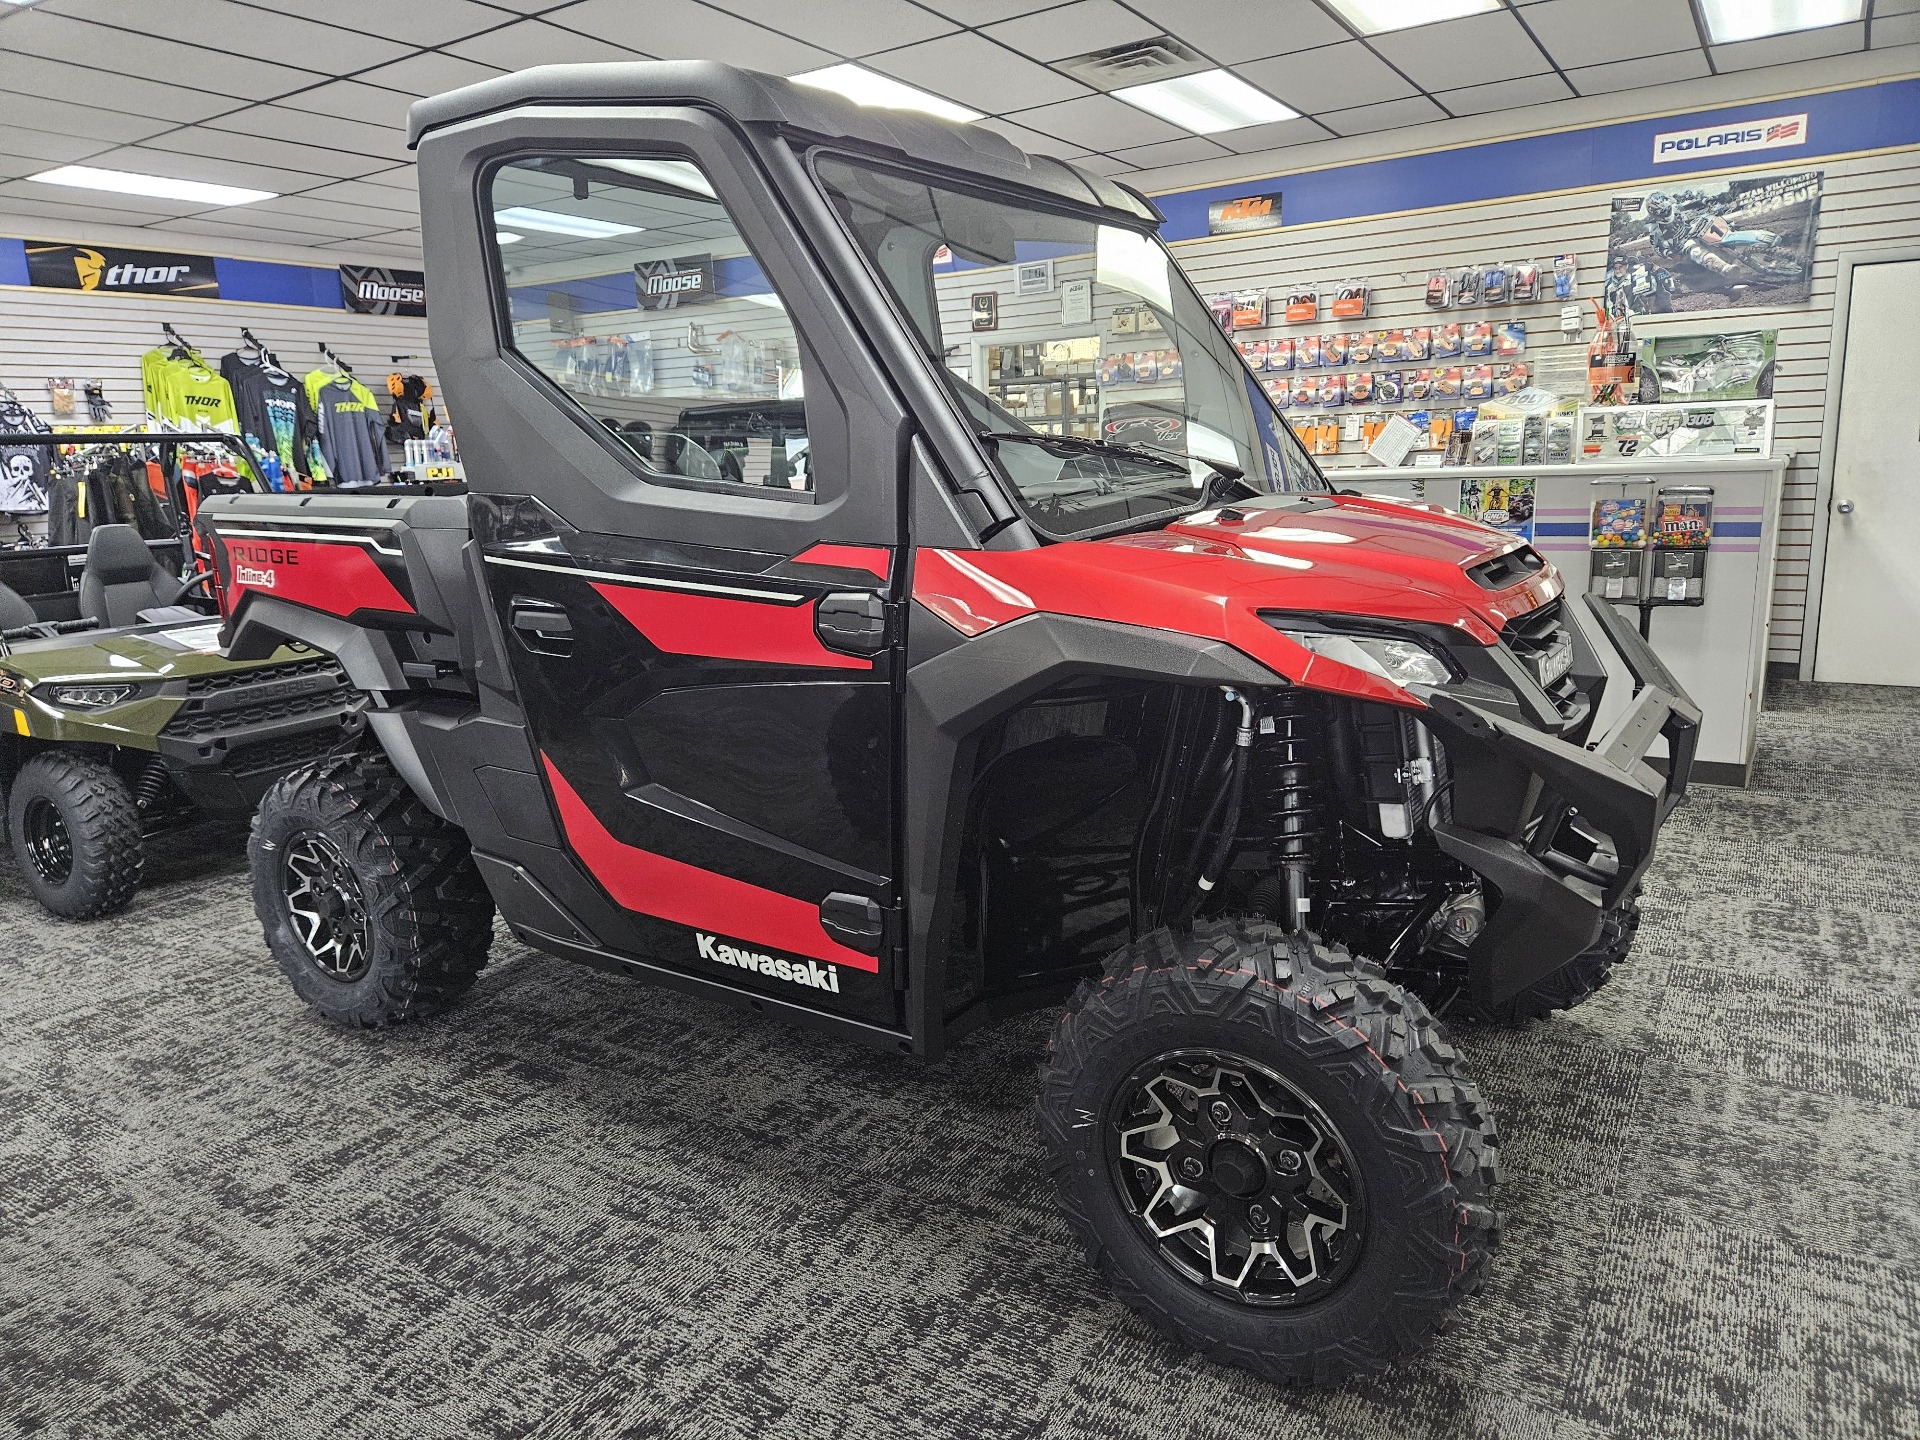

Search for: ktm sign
xmin=25 ymin=241 xmax=219 ymax=297
xmin=1207 ymin=192 xmax=1284 ymax=236
xmin=1653 ymin=113 xmax=1808 ymax=163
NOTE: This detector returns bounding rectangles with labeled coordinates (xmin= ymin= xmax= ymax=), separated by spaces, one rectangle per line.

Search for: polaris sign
xmin=1653 ymin=113 xmax=1807 ymax=164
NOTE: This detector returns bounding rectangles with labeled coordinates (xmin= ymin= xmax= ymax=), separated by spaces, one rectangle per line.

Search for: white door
xmin=1815 ymin=258 xmax=1920 ymax=685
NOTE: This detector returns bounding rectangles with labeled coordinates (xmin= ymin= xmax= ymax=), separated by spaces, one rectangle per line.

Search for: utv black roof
xmin=405 ymin=59 xmax=1160 ymax=225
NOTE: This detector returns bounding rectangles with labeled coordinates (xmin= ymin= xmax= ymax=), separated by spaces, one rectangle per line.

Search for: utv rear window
xmin=488 ymin=155 xmax=816 ymax=495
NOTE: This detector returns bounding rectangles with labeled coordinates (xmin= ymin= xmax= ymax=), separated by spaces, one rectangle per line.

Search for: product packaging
xmin=1349 ymin=331 xmax=1374 ymax=364
xmin=1347 ymin=370 xmax=1374 ymax=403
xmin=1269 ymin=337 xmax=1294 ymax=371
xmin=1161 ymin=349 xmax=1183 ymax=379
xmin=1266 ymin=377 xmax=1291 ymax=409
xmin=1554 ymin=253 xmax=1578 ymax=300
xmin=1375 ymin=329 xmax=1407 ymax=361
xmin=1463 ymin=321 xmax=1493 ymax=357
xmin=1407 ymin=327 xmax=1432 ymax=361
xmin=1463 ymin=364 xmax=1495 ymax=400
xmin=1323 ymin=333 xmax=1351 ymax=367
xmin=1285 ymin=289 xmax=1320 ymax=323
xmin=1292 ymin=375 xmax=1317 ymax=407
xmin=1209 ymin=295 xmax=1235 ymax=333
xmin=1495 ymin=321 xmax=1526 ymax=358
xmin=1319 ymin=374 xmax=1347 ymax=408
xmin=1232 ymin=290 xmax=1267 ymax=329
xmin=1431 ymin=366 xmax=1464 ymax=399
xmin=1453 ymin=267 xmax=1483 ymax=307
xmin=1499 ymin=362 xmax=1531 ymax=394
xmin=1099 ymin=353 xmax=1130 ymax=385
xmin=1298 ymin=334 xmax=1326 ymax=369
xmin=1376 ymin=370 xmax=1403 ymax=403
xmin=1482 ymin=264 xmax=1510 ymax=305
xmin=1405 ymin=369 xmax=1433 ymax=401
xmin=1431 ymin=323 xmax=1462 ymax=360
xmin=1332 ymin=282 xmax=1371 ymax=320
xmin=1243 ymin=339 xmax=1269 ymax=369
xmin=1512 ymin=263 xmax=1540 ymax=303
xmin=1133 ymin=349 xmax=1160 ymax=383
xmin=1425 ymin=271 xmax=1453 ymax=309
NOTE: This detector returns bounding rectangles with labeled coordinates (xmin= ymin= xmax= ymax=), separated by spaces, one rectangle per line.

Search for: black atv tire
xmin=1039 ymin=920 xmax=1501 ymax=1385
xmin=6 ymin=751 xmax=145 ymax=919
xmin=1470 ymin=896 xmax=1641 ymax=1027
xmin=250 ymin=754 xmax=494 ymax=1028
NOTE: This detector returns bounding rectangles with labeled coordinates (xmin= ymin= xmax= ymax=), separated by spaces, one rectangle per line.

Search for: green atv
xmin=2 ymin=453 xmax=363 ymax=918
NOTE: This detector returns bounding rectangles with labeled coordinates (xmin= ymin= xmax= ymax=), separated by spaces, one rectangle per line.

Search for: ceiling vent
xmin=1057 ymin=36 xmax=1209 ymax=89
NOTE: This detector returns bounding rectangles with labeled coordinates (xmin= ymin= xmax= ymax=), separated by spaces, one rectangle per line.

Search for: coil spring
xmin=1244 ymin=691 xmax=1325 ymax=867
xmin=133 ymin=755 xmax=170 ymax=812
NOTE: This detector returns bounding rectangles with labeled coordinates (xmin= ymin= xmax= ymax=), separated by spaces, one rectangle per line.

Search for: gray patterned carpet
xmin=3 ymin=681 xmax=1917 ymax=1440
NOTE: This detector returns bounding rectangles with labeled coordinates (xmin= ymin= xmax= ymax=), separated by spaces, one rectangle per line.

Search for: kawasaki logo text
xmin=1653 ymin=113 xmax=1806 ymax=163
xmin=695 ymin=932 xmax=840 ymax=993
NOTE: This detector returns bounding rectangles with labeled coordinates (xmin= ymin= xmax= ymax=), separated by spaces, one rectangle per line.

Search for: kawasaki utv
xmin=0 ymin=436 xmax=362 ymax=919
xmin=195 ymin=63 xmax=1697 ymax=1385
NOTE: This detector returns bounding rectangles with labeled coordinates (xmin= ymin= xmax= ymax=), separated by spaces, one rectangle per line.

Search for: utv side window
xmin=488 ymin=155 xmax=815 ymax=494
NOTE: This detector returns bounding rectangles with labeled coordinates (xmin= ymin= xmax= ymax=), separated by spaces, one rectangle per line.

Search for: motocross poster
xmin=1604 ymin=170 xmax=1822 ymax=314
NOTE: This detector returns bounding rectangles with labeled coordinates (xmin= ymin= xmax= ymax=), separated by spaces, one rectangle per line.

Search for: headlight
xmin=45 ymin=684 xmax=136 ymax=709
xmin=1275 ymin=629 xmax=1453 ymax=689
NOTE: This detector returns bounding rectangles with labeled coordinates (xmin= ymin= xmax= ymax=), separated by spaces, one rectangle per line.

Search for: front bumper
xmin=1421 ymin=594 xmax=1701 ymax=1009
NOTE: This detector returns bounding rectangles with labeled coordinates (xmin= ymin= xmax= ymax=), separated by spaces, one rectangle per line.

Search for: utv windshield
xmin=812 ymin=155 xmax=1327 ymax=537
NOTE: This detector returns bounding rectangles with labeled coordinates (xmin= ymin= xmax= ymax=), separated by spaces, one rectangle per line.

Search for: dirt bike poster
xmin=1636 ymin=329 xmax=1777 ymax=402
xmin=1605 ymin=170 xmax=1822 ymax=315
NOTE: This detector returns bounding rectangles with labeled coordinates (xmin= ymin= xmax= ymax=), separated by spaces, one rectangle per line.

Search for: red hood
xmin=912 ymin=494 xmax=1562 ymax=708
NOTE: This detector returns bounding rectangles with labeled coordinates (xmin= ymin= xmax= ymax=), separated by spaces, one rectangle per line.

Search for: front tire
xmin=1039 ymin=921 xmax=1501 ymax=1385
xmin=6 ymin=751 xmax=144 ymax=919
xmin=250 ymin=754 xmax=494 ymax=1028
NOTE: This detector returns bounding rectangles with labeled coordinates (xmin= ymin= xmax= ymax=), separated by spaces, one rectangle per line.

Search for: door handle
xmin=816 ymin=591 xmax=890 ymax=657
xmin=509 ymin=596 xmax=574 ymax=655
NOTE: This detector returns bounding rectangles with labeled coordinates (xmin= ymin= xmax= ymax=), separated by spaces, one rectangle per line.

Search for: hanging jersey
xmin=143 ymin=349 xmax=238 ymax=433
xmin=0 ymin=390 xmax=52 ymax=514
xmin=223 ymin=352 xmax=318 ymax=487
xmin=306 ymin=369 xmax=388 ymax=488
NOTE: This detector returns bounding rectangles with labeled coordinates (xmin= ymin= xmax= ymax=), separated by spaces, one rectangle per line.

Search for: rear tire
xmin=1470 ymin=896 xmax=1641 ymax=1027
xmin=250 ymin=754 xmax=494 ymax=1028
xmin=1039 ymin=920 xmax=1501 ymax=1385
xmin=6 ymin=751 xmax=144 ymax=919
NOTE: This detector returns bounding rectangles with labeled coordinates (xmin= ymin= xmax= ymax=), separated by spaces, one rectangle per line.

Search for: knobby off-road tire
xmin=1039 ymin=919 xmax=1501 ymax=1385
xmin=1470 ymin=896 xmax=1642 ymax=1027
xmin=6 ymin=751 xmax=144 ymax=919
xmin=250 ymin=753 xmax=494 ymax=1028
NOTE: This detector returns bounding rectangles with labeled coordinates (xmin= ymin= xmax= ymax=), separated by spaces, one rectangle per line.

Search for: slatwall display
xmin=939 ymin=148 xmax=1920 ymax=667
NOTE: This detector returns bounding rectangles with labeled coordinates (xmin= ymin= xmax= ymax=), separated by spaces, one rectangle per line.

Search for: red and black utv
xmin=196 ymin=62 xmax=1697 ymax=1385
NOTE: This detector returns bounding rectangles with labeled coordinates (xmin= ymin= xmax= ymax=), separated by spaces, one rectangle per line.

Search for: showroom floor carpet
xmin=3 ymin=681 xmax=1917 ymax=1440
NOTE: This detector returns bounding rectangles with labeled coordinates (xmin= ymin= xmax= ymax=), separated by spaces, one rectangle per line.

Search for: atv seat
xmin=77 ymin=525 xmax=201 ymax=628
xmin=0 ymin=579 xmax=35 ymax=632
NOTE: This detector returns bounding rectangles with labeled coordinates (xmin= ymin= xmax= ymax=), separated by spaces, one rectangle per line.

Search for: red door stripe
xmin=541 ymin=755 xmax=881 ymax=973
xmin=590 ymin=582 xmax=871 ymax=670
xmin=791 ymin=542 xmax=892 ymax=581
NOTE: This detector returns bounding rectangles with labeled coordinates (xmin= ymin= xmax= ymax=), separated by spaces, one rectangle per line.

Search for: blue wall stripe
xmin=1155 ymin=77 xmax=1919 ymax=243
xmin=1530 ymin=519 xmax=1763 ymax=538
xmin=213 ymin=257 xmax=343 ymax=308
xmin=1535 ymin=522 xmax=1591 ymax=536
xmin=0 ymin=238 xmax=27 ymax=289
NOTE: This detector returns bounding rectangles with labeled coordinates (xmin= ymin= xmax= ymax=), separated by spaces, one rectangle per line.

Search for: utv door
xmin=416 ymin=106 xmax=906 ymax=1027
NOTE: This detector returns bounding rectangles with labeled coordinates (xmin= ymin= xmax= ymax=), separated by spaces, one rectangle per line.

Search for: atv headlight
xmin=1275 ymin=629 xmax=1453 ymax=689
xmin=45 ymin=684 xmax=136 ymax=709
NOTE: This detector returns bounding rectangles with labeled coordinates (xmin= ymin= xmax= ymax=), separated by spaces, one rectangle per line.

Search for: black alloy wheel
xmin=1109 ymin=1048 xmax=1365 ymax=1307
xmin=282 ymin=831 xmax=371 ymax=982
xmin=21 ymin=796 xmax=75 ymax=885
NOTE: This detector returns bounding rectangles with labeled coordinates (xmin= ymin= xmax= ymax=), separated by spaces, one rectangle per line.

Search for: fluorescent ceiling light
xmin=742 ymin=292 xmax=786 ymax=309
xmin=496 ymin=231 xmax=523 ymax=245
xmin=1114 ymin=70 xmax=1297 ymax=134
xmin=790 ymin=64 xmax=981 ymax=124
xmin=27 ymin=164 xmax=275 ymax=207
xmin=492 ymin=206 xmax=640 ymax=238
xmin=595 ymin=158 xmax=717 ymax=198
xmin=1320 ymin=0 xmax=1500 ymax=35
xmin=1697 ymin=0 xmax=1862 ymax=43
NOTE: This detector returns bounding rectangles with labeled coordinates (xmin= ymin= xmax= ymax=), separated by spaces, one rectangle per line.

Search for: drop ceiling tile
xmin=469 ymin=0 xmax=576 ymax=10
xmin=970 ymin=117 xmax=1092 ymax=159
xmin=1371 ymin=10 xmax=1551 ymax=90
xmin=1074 ymin=154 xmax=1142 ymax=176
xmin=0 ymin=94 xmax=178 ymax=147
xmin=548 ymin=0 xmax=833 ymax=71
xmin=1522 ymin=0 xmax=1704 ymax=68
xmin=352 ymin=167 xmax=421 ymax=195
xmin=1711 ymin=21 xmax=1865 ymax=70
xmin=231 ymin=0 xmax=510 ymax=48
xmin=981 ymin=1 xmax=1163 ymax=63
xmin=1237 ymin=42 xmax=1416 ymax=116
xmin=1210 ymin=115 xmax=1338 ymax=153
xmin=0 ymin=126 xmax=119 ymax=169
xmin=1104 ymin=136 xmax=1236 ymax=168
xmin=146 ymin=216 xmax=366 ymax=248
xmin=711 ymin=0 xmax=958 ymax=57
xmin=0 ymin=178 xmax=213 ymax=219
xmin=1317 ymin=94 xmax=1448 ymax=137
xmin=1565 ymin=49 xmax=1709 ymax=96
xmin=143 ymin=126 xmax=393 ymax=182
xmin=297 ymin=178 xmax=425 ymax=213
xmin=77 ymin=146 xmax=327 ymax=200
xmin=268 ymin=81 xmax=417 ymax=130
xmin=0 ymin=197 xmax=212 ymax=232
xmin=1874 ymin=0 xmax=1920 ymax=15
xmin=0 ymin=53 xmax=249 ymax=125
xmin=1001 ymin=93 xmax=1188 ymax=150
xmin=1872 ymin=13 xmax=1920 ymax=44
xmin=445 ymin=18 xmax=652 ymax=69
xmin=1435 ymin=71 xmax=1574 ymax=116
xmin=0 ymin=12 xmax=326 ymax=101
xmin=54 ymin=0 xmax=415 ymax=74
xmin=867 ymin=31 xmax=1089 ymax=111
xmin=151 ymin=209 xmax=391 ymax=243
xmin=201 ymin=107 xmax=413 ymax=166
xmin=230 ymin=194 xmax=421 ymax=233
xmin=1123 ymin=0 xmax=1349 ymax=64
xmin=354 ymin=51 xmax=510 ymax=99
xmin=917 ymin=0 xmax=1063 ymax=21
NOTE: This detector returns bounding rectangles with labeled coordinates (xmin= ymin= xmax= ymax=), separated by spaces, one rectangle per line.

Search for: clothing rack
xmin=317 ymin=341 xmax=355 ymax=376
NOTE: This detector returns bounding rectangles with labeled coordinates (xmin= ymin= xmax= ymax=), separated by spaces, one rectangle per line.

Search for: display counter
xmin=1346 ymin=456 xmax=1787 ymax=785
